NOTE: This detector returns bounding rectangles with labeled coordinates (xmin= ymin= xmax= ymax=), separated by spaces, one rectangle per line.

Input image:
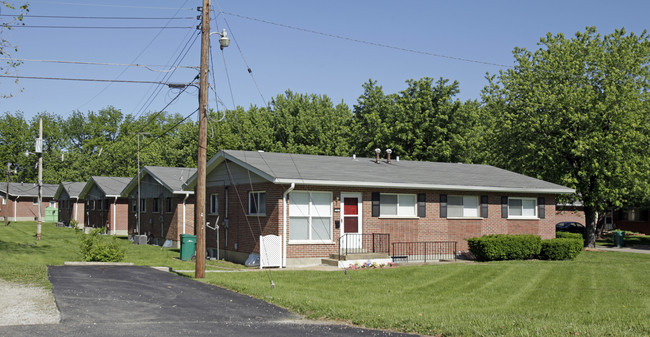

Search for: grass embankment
xmin=0 ymin=221 xmax=243 ymax=288
xmin=201 ymin=252 xmax=650 ymax=336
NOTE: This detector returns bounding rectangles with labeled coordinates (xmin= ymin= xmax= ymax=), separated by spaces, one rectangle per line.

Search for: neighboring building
xmin=555 ymin=201 xmax=586 ymax=225
xmin=78 ymin=176 xmax=131 ymax=235
xmin=54 ymin=182 xmax=87 ymax=227
xmin=122 ymin=166 xmax=196 ymax=247
xmin=614 ymin=208 xmax=650 ymax=234
xmin=0 ymin=182 xmax=58 ymax=222
xmin=185 ymin=150 xmax=575 ymax=267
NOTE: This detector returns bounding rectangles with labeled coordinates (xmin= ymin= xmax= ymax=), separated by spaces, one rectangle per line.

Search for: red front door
xmin=343 ymin=197 xmax=359 ymax=233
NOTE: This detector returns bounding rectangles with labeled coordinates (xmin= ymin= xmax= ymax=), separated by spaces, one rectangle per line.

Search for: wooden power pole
xmin=195 ymin=0 xmax=211 ymax=279
xmin=36 ymin=117 xmax=43 ymax=240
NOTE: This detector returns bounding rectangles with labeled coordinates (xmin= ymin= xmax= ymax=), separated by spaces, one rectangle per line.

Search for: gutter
xmin=112 ymin=197 xmax=118 ymax=235
xmin=282 ymin=183 xmax=295 ymax=268
xmin=182 ymin=192 xmax=190 ymax=235
xmin=272 ymin=179 xmax=575 ymax=194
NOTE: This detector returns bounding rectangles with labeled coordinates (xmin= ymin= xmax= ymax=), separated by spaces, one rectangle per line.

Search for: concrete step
xmin=321 ymin=258 xmax=339 ymax=266
xmin=328 ymin=253 xmax=390 ymax=261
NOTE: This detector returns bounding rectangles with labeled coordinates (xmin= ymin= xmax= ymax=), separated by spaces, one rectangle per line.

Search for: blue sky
xmin=2 ymin=0 xmax=649 ymax=120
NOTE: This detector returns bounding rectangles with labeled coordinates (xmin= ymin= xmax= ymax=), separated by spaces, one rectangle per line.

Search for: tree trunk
xmin=584 ymin=205 xmax=597 ymax=248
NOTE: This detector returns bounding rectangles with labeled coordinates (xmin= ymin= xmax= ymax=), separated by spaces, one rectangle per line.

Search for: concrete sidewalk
xmin=594 ymin=245 xmax=650 ymax=254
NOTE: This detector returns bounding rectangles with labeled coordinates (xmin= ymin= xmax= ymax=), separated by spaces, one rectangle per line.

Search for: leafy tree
xmin=482 ymin=27 xmax=650 ymax=247
xmin=352 ymin=78 xmax=480 ymax=162
xmin=1 ymin=1 xmax=29 ymax=98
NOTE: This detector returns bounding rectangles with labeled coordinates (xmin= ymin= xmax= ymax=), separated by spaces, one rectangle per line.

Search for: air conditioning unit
xmin=133 ymin=235 xmax=148 ymax=245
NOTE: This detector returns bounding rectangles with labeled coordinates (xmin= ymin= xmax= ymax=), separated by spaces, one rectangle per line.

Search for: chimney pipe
xmin=386 ymin=149 xmax=392 ymax=164
xmin=374 ymin=148 xmax=381 ymax=163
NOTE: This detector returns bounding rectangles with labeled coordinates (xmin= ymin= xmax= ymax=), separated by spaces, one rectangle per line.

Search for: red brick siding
xmin=127 ymin=196 xmax=196 ymax=241
xmin=2 ymin=196 xmax=55 ymax=221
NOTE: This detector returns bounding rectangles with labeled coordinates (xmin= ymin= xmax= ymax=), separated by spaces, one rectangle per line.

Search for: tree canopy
xmin=482 ymin=27 xmax=650 ymax=246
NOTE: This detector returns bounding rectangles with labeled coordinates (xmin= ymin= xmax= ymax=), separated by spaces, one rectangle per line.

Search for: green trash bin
xmin=180 ymin=234 xmax=196 ymax=261
xmin=612 ymin=231 xmax=625 ymax=248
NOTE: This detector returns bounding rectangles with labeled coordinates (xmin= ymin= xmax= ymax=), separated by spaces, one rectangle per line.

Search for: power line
xmin=222 ymin=11 xmax=512 ymax=68
xmin=0 ymin=75 xmax=173 ymax=84
xmin=0 ymin=14 xmax=195 ymax=20
xmin=27 ymin=1 xmax=194 ymax=10
xmin=0 ymin=58 xmax=198 ymax=71
xmin=5 ymin=25 xmax=194 ymax=29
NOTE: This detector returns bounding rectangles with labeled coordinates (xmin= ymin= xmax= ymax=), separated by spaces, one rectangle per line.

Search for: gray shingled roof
xmin=121 ymin=166 xmax=196 ymax=196
xmin=79 ymin=176 xmax=132 ymax=198
xmin=188 ymin=150 xmax=574 ymax=194
xmin=0 ymin=182 xmax=58 ymax=198
xmin=54 ymin=182 xmax=87 ymax=199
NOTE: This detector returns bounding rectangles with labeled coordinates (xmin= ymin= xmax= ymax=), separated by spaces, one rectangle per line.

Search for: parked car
xmin=556 ymin=222 xmax=585 ymax=234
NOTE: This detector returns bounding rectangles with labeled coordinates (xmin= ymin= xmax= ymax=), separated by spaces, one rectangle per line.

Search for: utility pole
xmin=36 ymin=117 xmax=43 ymax=240
xmin=4 ymin=162 xmax=9 ymax=226
xmin=195 ymin=0 xmax=211 ymax=279
xmin=136 ymin=132 xmax=150 ymax=234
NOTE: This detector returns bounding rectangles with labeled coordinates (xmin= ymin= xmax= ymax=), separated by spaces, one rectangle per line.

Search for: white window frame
xmin=508 ymin=197 xmax=538 ymax=219
xmin=447 ymin=195 xmax=480 ymax=219
xmin=379 ymin=193 xmax=417 ymax=218
xmin=209 ymin=193 xmax=219 ymax=215
xmin=248 ymin=191 xmax=266 ymax=216
xmin=289 ymin=191 xmax=333 ymax=244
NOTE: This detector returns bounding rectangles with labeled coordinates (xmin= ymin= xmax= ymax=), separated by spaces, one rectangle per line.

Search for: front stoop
xmin=321 ymin=253 xmax=391 ymax=268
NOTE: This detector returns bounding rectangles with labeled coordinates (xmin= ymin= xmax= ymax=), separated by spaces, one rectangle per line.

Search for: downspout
xmin=282 ymin=183 xmax=295 ymax=268
xmin=112 ymin=197 xmax=118 ymax=235
xmin=73 ymin=197 xmax=78 ymax=223
xmin=182 ymin=193 xmax=190 ymax=235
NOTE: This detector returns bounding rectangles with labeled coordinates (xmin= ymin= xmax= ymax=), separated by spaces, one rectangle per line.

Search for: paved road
xmin=0 ymin=266 xmax=417 ymax=337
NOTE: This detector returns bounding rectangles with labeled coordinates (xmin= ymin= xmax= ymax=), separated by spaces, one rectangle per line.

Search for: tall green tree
xmin=482 ymin=27 xmax=650 ymax=247
xmin=352 ymin=78 xmax=480 ymax=162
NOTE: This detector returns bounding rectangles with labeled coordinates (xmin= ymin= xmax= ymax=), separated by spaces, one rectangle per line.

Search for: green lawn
xmin=597 ymin=233 xmax=650 ymax=247
xmin=3 ymin=222 xmax=649 ymax=336
xmin=0 ymin=221 xmax=243 ymax=288
xmin=198 ymin=252 xmax=650 ymax=336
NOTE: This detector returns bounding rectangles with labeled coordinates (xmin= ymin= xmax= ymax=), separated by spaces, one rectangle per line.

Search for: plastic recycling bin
xmin=180 ymin=234 xmax=197 ymax=261
xmin=612 ymin=231 xmax=625 ymax=248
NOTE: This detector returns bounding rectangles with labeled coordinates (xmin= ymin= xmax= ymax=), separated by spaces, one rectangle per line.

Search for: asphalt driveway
xmin=0 ymin=265 xmax=417 ymax=337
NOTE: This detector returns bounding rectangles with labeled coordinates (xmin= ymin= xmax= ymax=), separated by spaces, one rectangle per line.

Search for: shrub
xmin=79 ymin=228 xmax=125 ymax=262
xmin=540 ymin=238 xmax=583 ymax=260
xmin=467 ymin=234 xmax=541 ymax=261
xmin=556 ymin=232 xmax=583 ymax=240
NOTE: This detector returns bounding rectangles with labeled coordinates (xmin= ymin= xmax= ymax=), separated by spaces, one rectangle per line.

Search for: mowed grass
xmin=0 ymin=221 xmax=243 ymax=288
xmin=201 ymin=253 xmax=650 ymax=336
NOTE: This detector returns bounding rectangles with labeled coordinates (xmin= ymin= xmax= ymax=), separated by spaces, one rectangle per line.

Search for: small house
xmin=0 ymin=182 xmax=58 ymax=222
xmin=185 ymin=150 xmax=575 ymax=268
xmin=122 ymin=166 xmax=196 ymax=247
xmin=54 ymin=182 xmax=86 ymax=227
xmin=78 ymin=176 xmax=131 ymax=235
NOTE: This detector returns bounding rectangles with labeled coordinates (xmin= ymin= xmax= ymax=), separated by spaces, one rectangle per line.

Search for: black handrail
xmin=391 ymin=241 xmax=457 ymax=262
xmin=337 ymin=233 xmax=390 ymax=260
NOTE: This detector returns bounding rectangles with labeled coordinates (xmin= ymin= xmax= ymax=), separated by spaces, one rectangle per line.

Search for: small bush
xmin=467 ymin=234 xmax=542 ymax=261
xmin=79 ymin=228 xmax=125 ymax=262
xmin=540 ymin=238 xmax=583 ymax=260
xmin=556 ymin=232 xmax=583 ymax=240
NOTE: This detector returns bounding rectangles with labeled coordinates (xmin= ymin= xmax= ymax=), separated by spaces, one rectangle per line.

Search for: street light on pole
xmin=136 ymin=132 xmax=150 ymax=234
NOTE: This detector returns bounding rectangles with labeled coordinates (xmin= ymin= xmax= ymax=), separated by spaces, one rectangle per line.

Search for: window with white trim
xmin=448 ymin=195 xmax=479 ymax=218
xmin=380 ymin=193 xmax=416 ymax=217
xmin=209 ymin=193 xmax=218 ymax=214
xmin=289 ymin=191 xmax=332 ymax=242
xmin=248 ymin=191 xmax=266 ymax=215
xmin=508 ymin=197 xmax=537 ymax=218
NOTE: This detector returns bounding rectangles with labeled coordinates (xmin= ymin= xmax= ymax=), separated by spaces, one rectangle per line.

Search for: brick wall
xmin=127 ymin=195 xmax=196 ymax=242
xmin=211 ymin=183 xmax=560 ymax=261
xmin=1 ymin=196 xmax=55 ymax=221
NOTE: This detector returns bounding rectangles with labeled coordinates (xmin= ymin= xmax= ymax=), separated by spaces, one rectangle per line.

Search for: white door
xmin=340 ymin=192 xmax=362 ymax=251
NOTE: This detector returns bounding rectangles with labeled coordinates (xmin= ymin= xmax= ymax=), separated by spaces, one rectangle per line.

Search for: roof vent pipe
xmin=396 ymin=156 xmax=400 ymax=162
xmin=374 ymin=148 xmax=381 ymax=163
xmin=386 ymin=149 xmax=392 ymax=164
